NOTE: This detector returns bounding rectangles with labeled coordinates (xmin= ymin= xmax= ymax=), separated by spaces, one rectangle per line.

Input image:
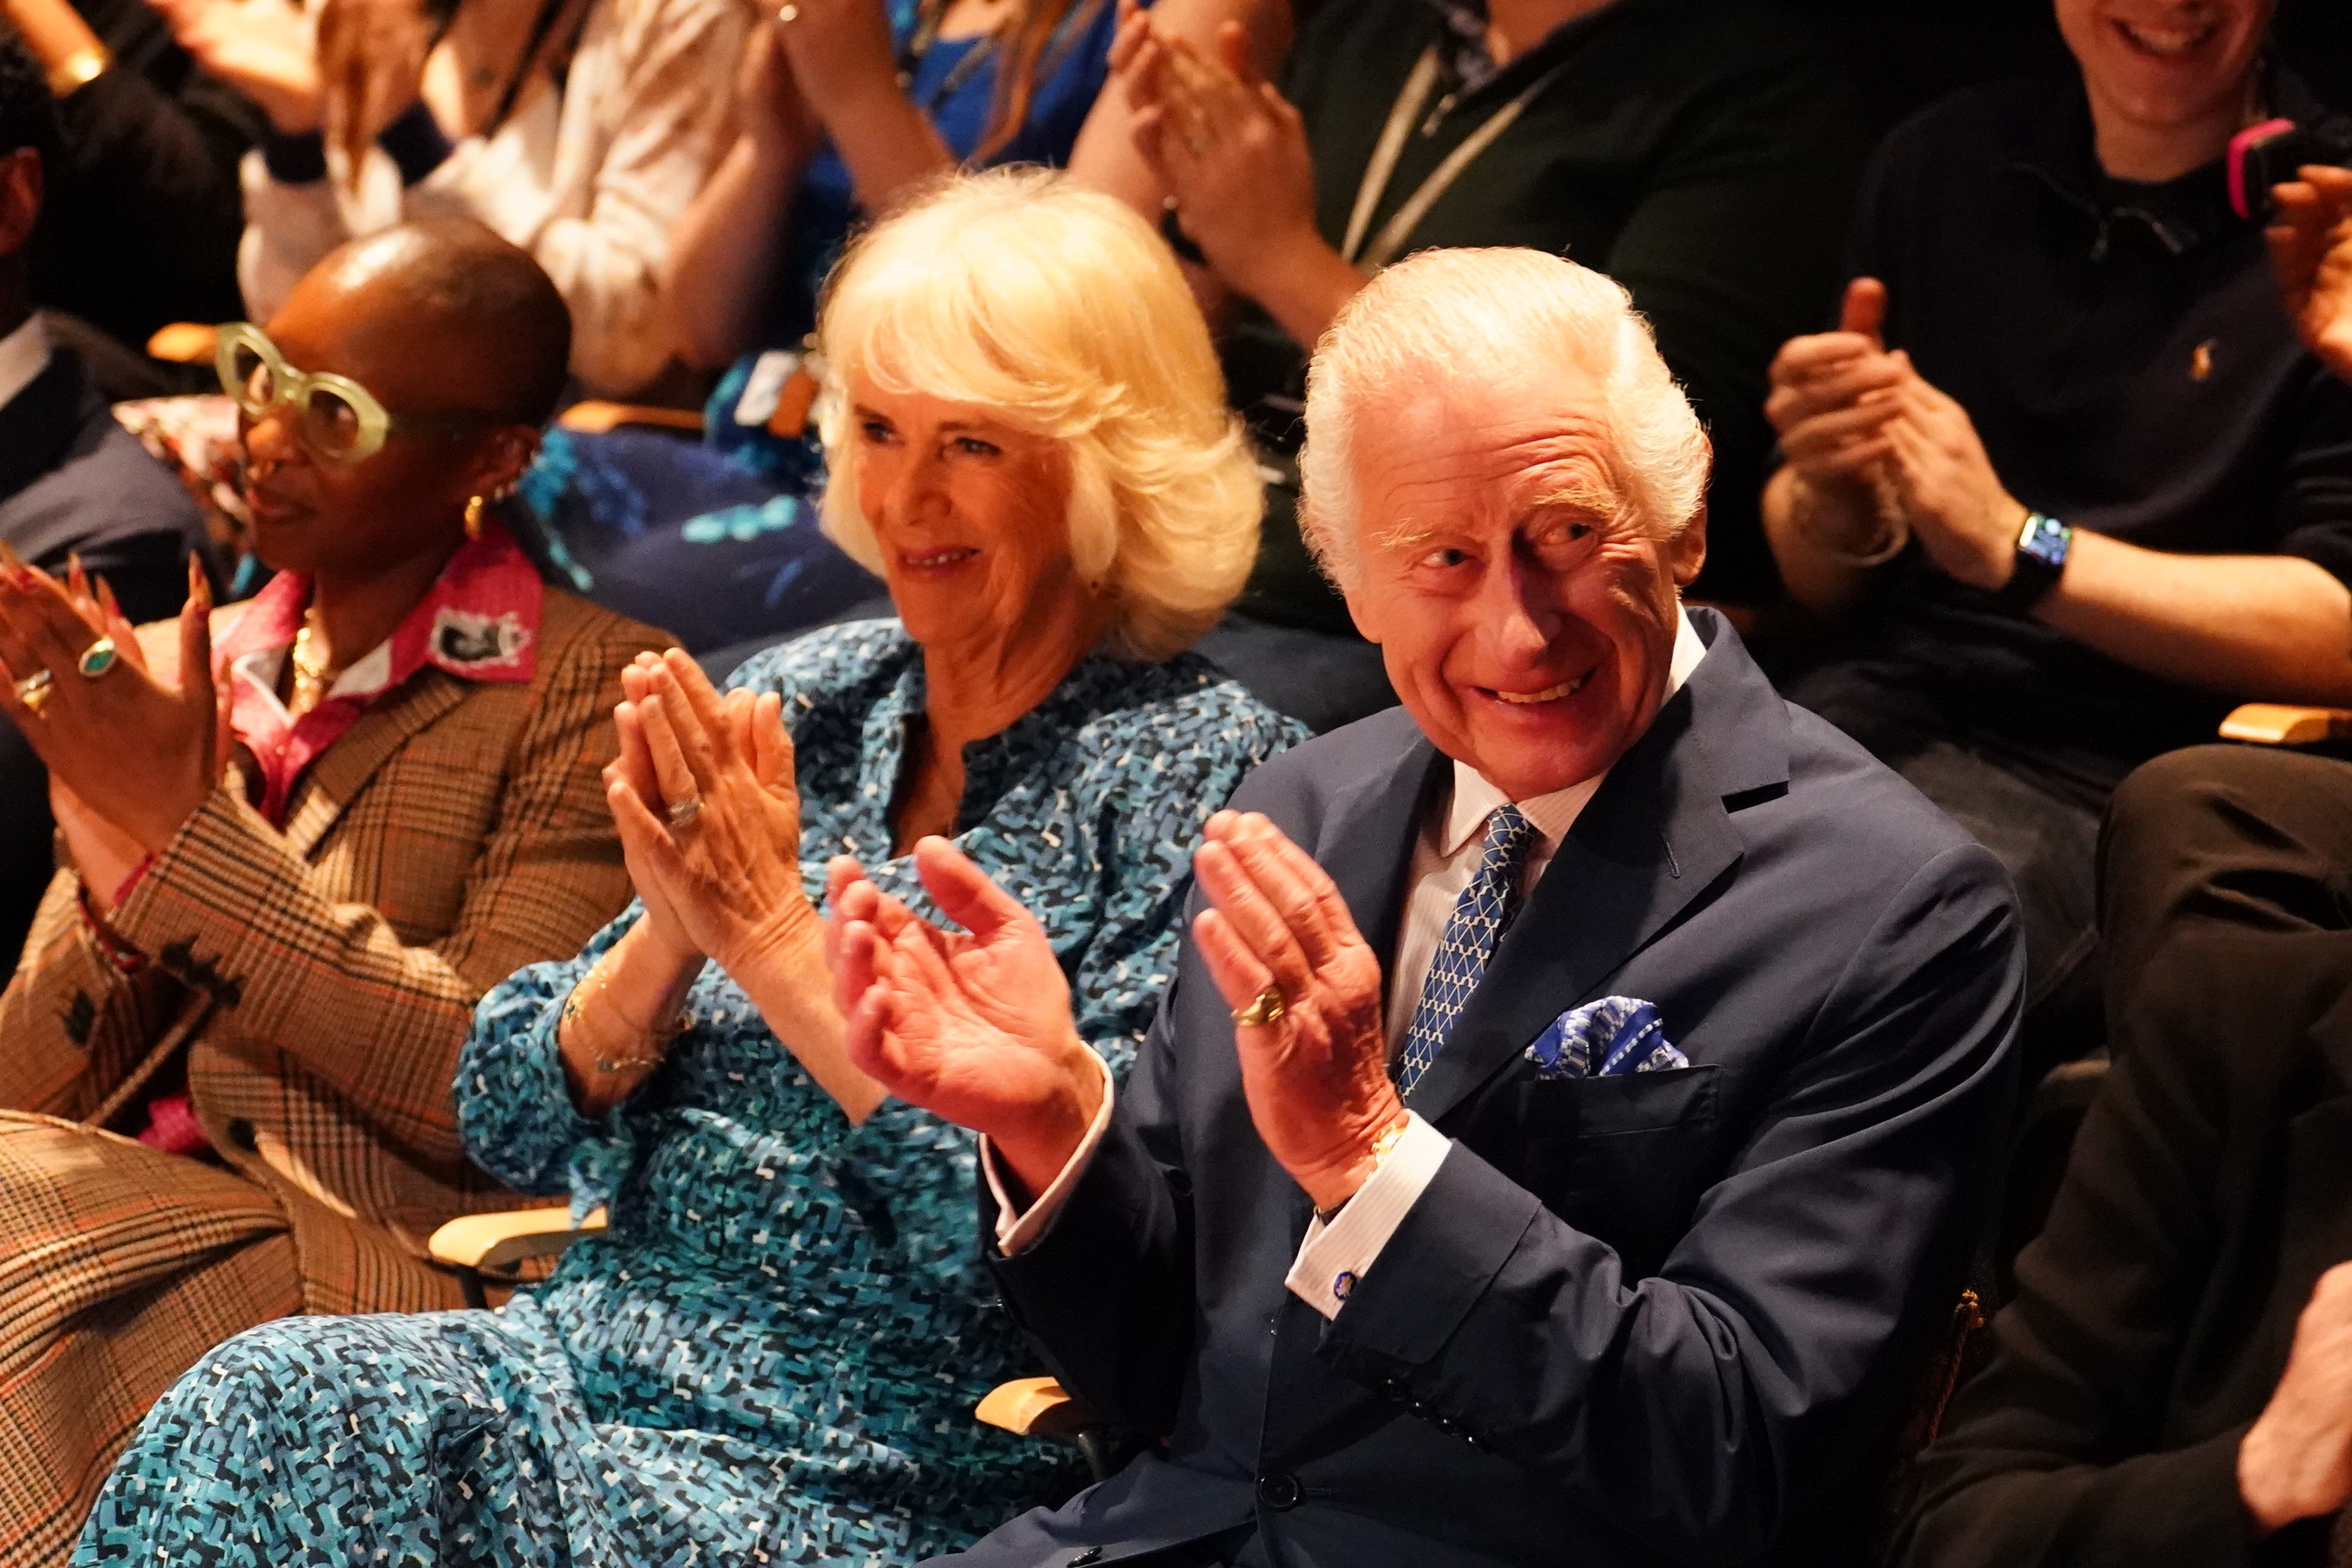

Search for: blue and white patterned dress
xmin=74 ymin=620 xmax=1306 ymax=1568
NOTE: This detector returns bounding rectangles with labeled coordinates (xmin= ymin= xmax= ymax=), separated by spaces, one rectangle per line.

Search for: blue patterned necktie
xmin=1395 ymin=803 xmax=1538 ymax=1097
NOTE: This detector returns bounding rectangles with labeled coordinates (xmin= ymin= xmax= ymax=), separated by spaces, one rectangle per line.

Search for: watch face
xmin=2017 ymin=513 xmax=2074 ymax=569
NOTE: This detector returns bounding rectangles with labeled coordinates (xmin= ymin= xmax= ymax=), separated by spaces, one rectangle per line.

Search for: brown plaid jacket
xmin=0 ymin=587 xmax=666 ymax=1560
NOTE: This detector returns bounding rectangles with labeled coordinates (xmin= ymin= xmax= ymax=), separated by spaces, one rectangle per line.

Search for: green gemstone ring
xmin=76 ymin=637 xmax=118 ymax=679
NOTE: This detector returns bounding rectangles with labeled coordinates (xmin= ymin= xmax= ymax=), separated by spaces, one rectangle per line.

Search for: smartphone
xmin=2229 ymin=118 xmax=2352 ymax=224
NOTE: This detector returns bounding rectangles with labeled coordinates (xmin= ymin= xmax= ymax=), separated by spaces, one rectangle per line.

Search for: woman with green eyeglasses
xmin=0 ymin=216 xmax=668 ymax=1565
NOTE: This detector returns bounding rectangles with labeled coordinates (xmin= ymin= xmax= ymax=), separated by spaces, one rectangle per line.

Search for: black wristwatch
xmin=1993 ymin=511 xmax=2074 ymax=612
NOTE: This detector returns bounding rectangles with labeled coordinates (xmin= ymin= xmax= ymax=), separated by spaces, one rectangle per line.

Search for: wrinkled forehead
xmin=1350 ymin=368 xmax=1625 ymax=538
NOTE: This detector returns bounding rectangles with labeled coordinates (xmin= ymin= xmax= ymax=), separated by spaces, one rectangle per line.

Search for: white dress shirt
xmin=993 ymin=609 xmax=1713 ymax=1313
xmin=0 ymin=314 xmax=52 ymax=417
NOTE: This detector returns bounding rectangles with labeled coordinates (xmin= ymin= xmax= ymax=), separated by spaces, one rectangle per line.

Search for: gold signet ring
xmin=14 ymin=669 xmax=54 ymax=712
xmin=1232 ymin=984 xmax=1287 ymax=1028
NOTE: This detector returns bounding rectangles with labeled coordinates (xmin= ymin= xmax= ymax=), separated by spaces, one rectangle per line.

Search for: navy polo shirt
xmin=1812 ymin=71 xmax=2352 ymax=797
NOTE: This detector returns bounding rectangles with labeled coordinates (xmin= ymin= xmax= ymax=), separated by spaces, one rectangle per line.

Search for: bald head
xmin=310 ymin=219 xmax=572 ymax=425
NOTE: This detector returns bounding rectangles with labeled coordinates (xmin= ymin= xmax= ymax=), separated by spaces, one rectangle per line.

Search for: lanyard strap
xmin=1340 ymin=44 xmax=1576 ymax=274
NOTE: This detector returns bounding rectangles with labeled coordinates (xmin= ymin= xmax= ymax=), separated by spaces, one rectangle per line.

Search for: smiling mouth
xmin=1489 ymin=669 xmax=1593 ymax=706
xmin=2112 ymin=16 xmax=2219 ymax=57
xmin=901 ymin=546 xmax=978 ymax=570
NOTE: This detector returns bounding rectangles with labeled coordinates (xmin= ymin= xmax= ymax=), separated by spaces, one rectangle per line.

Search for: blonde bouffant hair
xmin=812 ymin=168 xmax=1263 ymax=662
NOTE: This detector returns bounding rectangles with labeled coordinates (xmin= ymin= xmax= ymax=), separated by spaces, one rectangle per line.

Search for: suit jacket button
xmin=1256 ymin=1471 xmax=1303 ymax=1511
xmin=1065 ymin=1551 xmax=1102 ymax=1567
xmin=225 ymin=1118 xmax=256 ymax=1152
xmin=1382 ymin=1377 xmax=1411 ymax=1404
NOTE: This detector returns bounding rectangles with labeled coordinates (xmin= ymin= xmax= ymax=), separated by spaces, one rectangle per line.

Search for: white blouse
xmin=237 ymin=0 xmax=744 ymax=397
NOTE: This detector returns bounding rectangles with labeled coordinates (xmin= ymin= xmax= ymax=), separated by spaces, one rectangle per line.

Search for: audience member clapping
xmin=151 ymin=0 xmax=745 ymax=396
xmin=1110 ymin=0 xmax=1868 ymax=727
xmin=71 ymin=171 xmax=1304 ymax=1568
xmin=0 ymin=218 xmax=662 ymax=1561
xmin=1762 ymin=0 xmax=2352 ymax=1074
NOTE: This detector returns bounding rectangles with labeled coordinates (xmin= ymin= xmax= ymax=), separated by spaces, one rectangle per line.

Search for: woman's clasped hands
xmin=603 ymin=648 xmax=818 ymax=981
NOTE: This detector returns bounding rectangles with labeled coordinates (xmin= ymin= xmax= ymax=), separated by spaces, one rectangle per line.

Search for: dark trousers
xmin=2099 ymin=745 xmax=2352 ymax=1026
xmin=1787 ymin=666 xmax=2104 ymax=1076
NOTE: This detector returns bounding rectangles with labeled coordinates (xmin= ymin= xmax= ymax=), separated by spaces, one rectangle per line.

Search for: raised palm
xmin=833 ymin=838 xmax=1097 ymax=1148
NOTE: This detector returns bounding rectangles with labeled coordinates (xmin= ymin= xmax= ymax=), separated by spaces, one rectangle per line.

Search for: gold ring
xmin=666 ymin=795 xmax=704 ymax=830
xmin=76 ymin=636 xmax=119 ymax=679
xmin=774 ymin=3 xmax=797 ymax=20
xmin=13 ymin=669 xmax=53 ymax=713
xmin=1232 ymin=983 xmax=1285 ymax=1028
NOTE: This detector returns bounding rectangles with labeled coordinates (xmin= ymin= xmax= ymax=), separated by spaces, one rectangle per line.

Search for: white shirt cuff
xmin=982 ymin=1048 xmax=1116 ymax=1257
xmin=1283 ymin=1113 xmax=1453 ymax=1321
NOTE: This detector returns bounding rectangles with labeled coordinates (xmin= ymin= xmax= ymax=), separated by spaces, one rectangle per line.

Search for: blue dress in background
xmin=521 ymin=0 xmax=1128 ymax=657
xmin=74 ymin=620 xmax=1306 ymax=1568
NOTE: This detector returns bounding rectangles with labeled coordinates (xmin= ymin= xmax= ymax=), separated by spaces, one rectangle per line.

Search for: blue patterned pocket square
xmin=1525 ymin=996 xmax=1690 ymax=1079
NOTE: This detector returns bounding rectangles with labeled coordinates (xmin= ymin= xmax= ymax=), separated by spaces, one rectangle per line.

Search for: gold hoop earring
xmin=464 ymin=494 xmax=486 ymax=541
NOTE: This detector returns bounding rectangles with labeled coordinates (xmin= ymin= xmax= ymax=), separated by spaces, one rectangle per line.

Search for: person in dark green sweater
xmin=1119 ymin=0 xmax=1868 ymax=728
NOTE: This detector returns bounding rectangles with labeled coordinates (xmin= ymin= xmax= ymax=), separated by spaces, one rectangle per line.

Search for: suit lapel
xmin=278 ymin=671 xmax=468 ymax=860
xmin=1404 ymin=614 xmax=1785 ymax=1125
xmin=1319 ymin=726 xmax=1449 ymax=980
xmin=0 ymin=355 xmax=84 ymax=505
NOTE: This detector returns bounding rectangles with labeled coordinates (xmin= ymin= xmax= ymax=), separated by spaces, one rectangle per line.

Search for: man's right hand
xmin=2240 ymin=1261 xmax=2352 ymax=1533
xmin=830 ymin=839 xmax=1104 ymax=1197
xmin=1765 ymin=278 xmax=1907 ymax=501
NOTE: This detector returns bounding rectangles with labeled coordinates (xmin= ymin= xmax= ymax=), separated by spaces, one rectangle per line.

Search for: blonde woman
xmin=75 ymin=169 xmax=1306 ymax=1568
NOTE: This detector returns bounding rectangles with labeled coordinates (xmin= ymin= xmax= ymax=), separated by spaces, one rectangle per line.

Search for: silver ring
xmin=13 ymin=669 xmax=53 ymax=712
xmin=666 ymin=795 xmax=704 ymax=830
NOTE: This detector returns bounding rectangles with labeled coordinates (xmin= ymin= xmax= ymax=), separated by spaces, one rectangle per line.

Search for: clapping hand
xmin=0 ymin=556 xmax=227 ymax=859
xmin=602 ymin=648 xmax=816 ymax=979
xmin=1765 ymin=280 xmax=1904 ymax=503
xmin=315 ymin=0 xmax=435 ymax=167
xmin=146 ymin=0 xmax=323 ymax=134
xmin=830 ymin=840 xmax=1104 ymax=1195
xmin=1189 ymin=811 xmax=1398 ymax=1213
xmin=1117 ymin=1 xmax=1315 ymax=294
xmin=2269 ymin=164 xmax=2352 ymax=385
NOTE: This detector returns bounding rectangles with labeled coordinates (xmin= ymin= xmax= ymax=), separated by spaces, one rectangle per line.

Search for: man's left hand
xmin=1882 ymin=363 xmax=2029 ymax=593
xmin=1190 ymin=810 xmax=1402 ymax=1214
xmin=2269 ymin=164 xmax=2352 ymax=385
xmin=0 ymin=562 xmax=222 ymax=857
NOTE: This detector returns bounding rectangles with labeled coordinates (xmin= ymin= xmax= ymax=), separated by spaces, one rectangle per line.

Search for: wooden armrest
xmin=556 ymin=400 xmax=706 ymax=434
xmin=2219 ymin=703 xmax=2352 ymax=745
xmin=427 ymin=1206 xmax=607 ymax=1274
xmin=146 ymin=323 xmax=219 ymax=365
xmin=976 ymin=1376 xmax=1098 ymax=1438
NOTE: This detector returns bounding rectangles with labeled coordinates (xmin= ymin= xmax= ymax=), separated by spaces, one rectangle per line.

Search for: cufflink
xmin=1332 ymin=1270 xmax=1358 ymax=1302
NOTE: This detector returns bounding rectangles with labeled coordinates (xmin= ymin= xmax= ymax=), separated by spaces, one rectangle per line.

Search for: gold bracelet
xmin=45 ymin=44 xmax=110 ymax=99
xmin=559 ymin=961 xmax=690 ymax=1075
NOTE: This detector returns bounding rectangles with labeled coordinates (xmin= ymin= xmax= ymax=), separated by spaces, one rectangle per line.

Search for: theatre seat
xmin=427 ymin=1205 xmax=606 ymax=1309
xmin=2220 ymin=704 xmax=2352 ymax=745
xmin=554 ymin=401 xmax=705 ymax=434
xmin=976 ymin=1376 xmax=1122 ymax=1483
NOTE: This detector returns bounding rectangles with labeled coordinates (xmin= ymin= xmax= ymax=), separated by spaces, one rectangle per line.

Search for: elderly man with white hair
xmin=831 ymin=246 xmax=2027 ymax=1567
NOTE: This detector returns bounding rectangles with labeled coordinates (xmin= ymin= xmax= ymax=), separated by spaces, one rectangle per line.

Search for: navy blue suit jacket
xmin=943 ymin=612 xmax=2025 ymax=1567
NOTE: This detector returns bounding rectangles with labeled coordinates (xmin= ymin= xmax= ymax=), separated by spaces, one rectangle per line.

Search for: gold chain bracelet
xmin=561 ymin=961 xmax=690 ymax=1075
